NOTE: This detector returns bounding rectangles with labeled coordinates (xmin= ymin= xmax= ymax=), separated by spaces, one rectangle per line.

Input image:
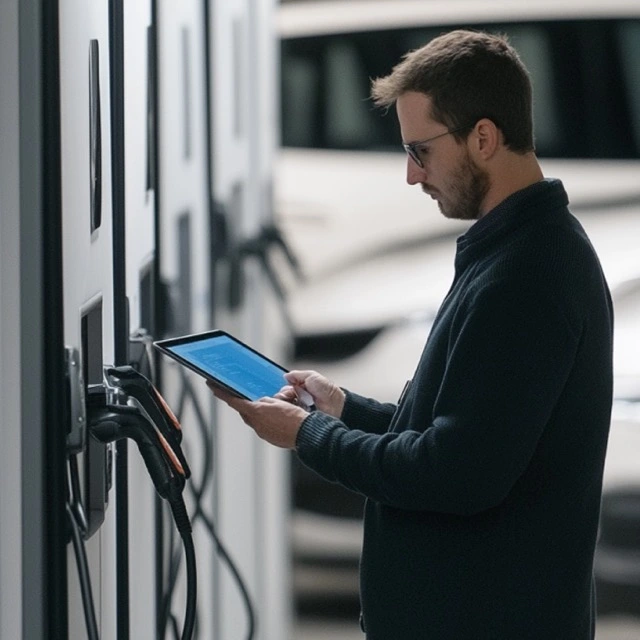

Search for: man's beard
xmin=428 ymin=153 xmax=490 ymax=221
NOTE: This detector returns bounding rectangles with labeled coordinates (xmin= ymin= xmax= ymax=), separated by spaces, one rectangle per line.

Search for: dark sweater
xmin=296 ymin=179 xmax=614 ymax=639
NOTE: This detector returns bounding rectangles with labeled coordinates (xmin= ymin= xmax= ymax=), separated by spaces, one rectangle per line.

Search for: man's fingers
xmin=284 ymin=370 xmax=312 ymax=386
xmin=206 ymin=381 xmax=252 ymax=410
xmin=274 ymin=385 xmax=298 ymax=402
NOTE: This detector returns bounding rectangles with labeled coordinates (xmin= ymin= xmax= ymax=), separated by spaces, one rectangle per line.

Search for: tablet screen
xmin=159 ymin=332 xmax=287 ymax=401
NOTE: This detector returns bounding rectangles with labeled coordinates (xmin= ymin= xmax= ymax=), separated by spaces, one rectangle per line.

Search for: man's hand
xmin=208 ymin=383 xmax=309 ymax=449
xmin=280 ymin=370 xmax=345 ymax=418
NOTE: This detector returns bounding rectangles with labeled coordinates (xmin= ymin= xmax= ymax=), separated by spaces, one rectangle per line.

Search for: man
xmin=211 ymin=30 xmax=614 ymax=638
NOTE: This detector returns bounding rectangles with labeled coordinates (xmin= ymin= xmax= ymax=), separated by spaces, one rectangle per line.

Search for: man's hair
xmin=371 ymin=29 xmax=535 ymax=153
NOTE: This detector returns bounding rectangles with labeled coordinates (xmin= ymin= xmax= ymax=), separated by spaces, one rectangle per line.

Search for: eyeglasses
xmin=403 ymin=124 xmax=474 ymax=168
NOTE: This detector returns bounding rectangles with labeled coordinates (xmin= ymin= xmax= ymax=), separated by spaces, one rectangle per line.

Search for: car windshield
xmin=281 ymin=19 xmax=640 ymax=159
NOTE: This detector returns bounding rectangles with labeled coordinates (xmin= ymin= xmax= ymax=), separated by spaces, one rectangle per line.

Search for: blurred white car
xmin=276 ymin=0 xmax=640 ymax=609
xmin=277 ymin=0 xmax=640 ymax=281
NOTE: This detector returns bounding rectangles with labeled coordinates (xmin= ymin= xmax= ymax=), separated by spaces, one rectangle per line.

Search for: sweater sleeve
xmin=295 ymin=281 xmax=581 ymax=515
xmin=340 ymin=389 xmax=397 ymax=433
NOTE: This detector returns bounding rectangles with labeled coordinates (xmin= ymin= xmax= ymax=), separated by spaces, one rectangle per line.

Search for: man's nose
xmin=406 ymin=157 xmax=426 ymax=185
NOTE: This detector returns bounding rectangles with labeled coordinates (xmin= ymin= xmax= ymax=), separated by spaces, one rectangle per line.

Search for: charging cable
xmin=174 ymin=365 xmax=257 ymax=640
xmin=66 ymin=454 xmax=100 ymax=640
xmin=134 ymin=324 xmax=257 ymax=640
xmin=87 ymin=368 xmax=197 ymax=639
xmin=130 ymin=333 xmax=257 ymax=639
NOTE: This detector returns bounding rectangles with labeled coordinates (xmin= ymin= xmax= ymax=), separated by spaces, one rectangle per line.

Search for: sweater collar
xmin=455 ymin=178 xmax=569 ymax=267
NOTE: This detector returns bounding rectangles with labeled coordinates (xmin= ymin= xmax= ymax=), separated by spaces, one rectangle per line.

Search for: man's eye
xmin=416 ymin=146 xmax=430 ymax=159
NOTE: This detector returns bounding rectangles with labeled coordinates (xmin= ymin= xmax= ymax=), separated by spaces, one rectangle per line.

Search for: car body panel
xmin=279 ymin=0 xmax=640 ymax=38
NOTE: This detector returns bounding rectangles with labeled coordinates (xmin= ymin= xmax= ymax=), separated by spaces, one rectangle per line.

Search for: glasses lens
xmin=406 ymin=144 xmax=423 ymax=168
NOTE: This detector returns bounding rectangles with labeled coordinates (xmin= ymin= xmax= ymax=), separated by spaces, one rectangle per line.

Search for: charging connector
xmin=87 ymin=382 xmax=187 ymax=499
xmin=86 ymin=367 xmax=196 ymax=639
xmin=65 ymin=346 xmax=87 ymax=454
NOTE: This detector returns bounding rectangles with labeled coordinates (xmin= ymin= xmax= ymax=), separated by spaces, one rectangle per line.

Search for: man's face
xmin=396 ymin=92 xmax=489 ymax=221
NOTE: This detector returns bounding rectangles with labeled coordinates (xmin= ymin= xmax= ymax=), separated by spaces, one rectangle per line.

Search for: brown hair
xmin=371 ymin=29 xmax=535 ymax=153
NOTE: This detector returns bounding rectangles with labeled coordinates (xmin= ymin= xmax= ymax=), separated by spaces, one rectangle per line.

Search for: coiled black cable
xmin=159 ymin=365 xmax=257 ymax=639
xmin=66 ymin=502 xmax=100 ymax=640
xmin=159 ymin=522 xmax=182 ymax=637
xmin=180 ymin=368 xmax=257 ymax=639
xmin=135 ymin=330 xmax=256 ymax=639
xmin=66 ymin=454 xmax=100 ymax=639
xmin=167 ymin=489 xmax=197 ymax=640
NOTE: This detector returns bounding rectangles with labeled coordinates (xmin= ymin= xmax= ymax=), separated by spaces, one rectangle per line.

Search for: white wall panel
xmin=123 ymin=2 xmax=157 ymax=638
xmin=124 ymin=2 xmax=156 ymax=334
xmin=0 ymin=1 xmax=24 ymax=636
xmin=59 ymin=0 xmax=117 ymax=636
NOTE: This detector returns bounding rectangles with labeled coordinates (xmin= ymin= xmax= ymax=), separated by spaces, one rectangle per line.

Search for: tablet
xmin=154 ymin=329 xmax=313 ymax=407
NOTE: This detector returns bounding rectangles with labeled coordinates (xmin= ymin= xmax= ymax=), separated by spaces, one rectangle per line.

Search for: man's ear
xmin=471 ymin=118 xmax=501 ymax=160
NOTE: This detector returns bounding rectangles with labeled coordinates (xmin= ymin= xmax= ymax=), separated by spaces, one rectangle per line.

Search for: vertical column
xmin=0 ymin=1 xmax=29 ymax=637
xmin=209 ymin=0 xmax=292 ymax=637
xmin=58 ymin=1 xmax=118 ymax=636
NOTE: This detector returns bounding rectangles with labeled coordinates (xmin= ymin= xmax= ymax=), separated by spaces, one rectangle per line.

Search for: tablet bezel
xmin=153 ymin=329 xmax=289 ymax=401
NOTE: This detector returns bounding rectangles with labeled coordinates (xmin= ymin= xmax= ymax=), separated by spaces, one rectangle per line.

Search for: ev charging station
xmin=0 ymin=0 xmax=290 ymax=637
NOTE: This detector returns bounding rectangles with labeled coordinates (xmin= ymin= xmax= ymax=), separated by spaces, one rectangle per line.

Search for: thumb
xmin=284 ymin=370 xmax=313 ymax=386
